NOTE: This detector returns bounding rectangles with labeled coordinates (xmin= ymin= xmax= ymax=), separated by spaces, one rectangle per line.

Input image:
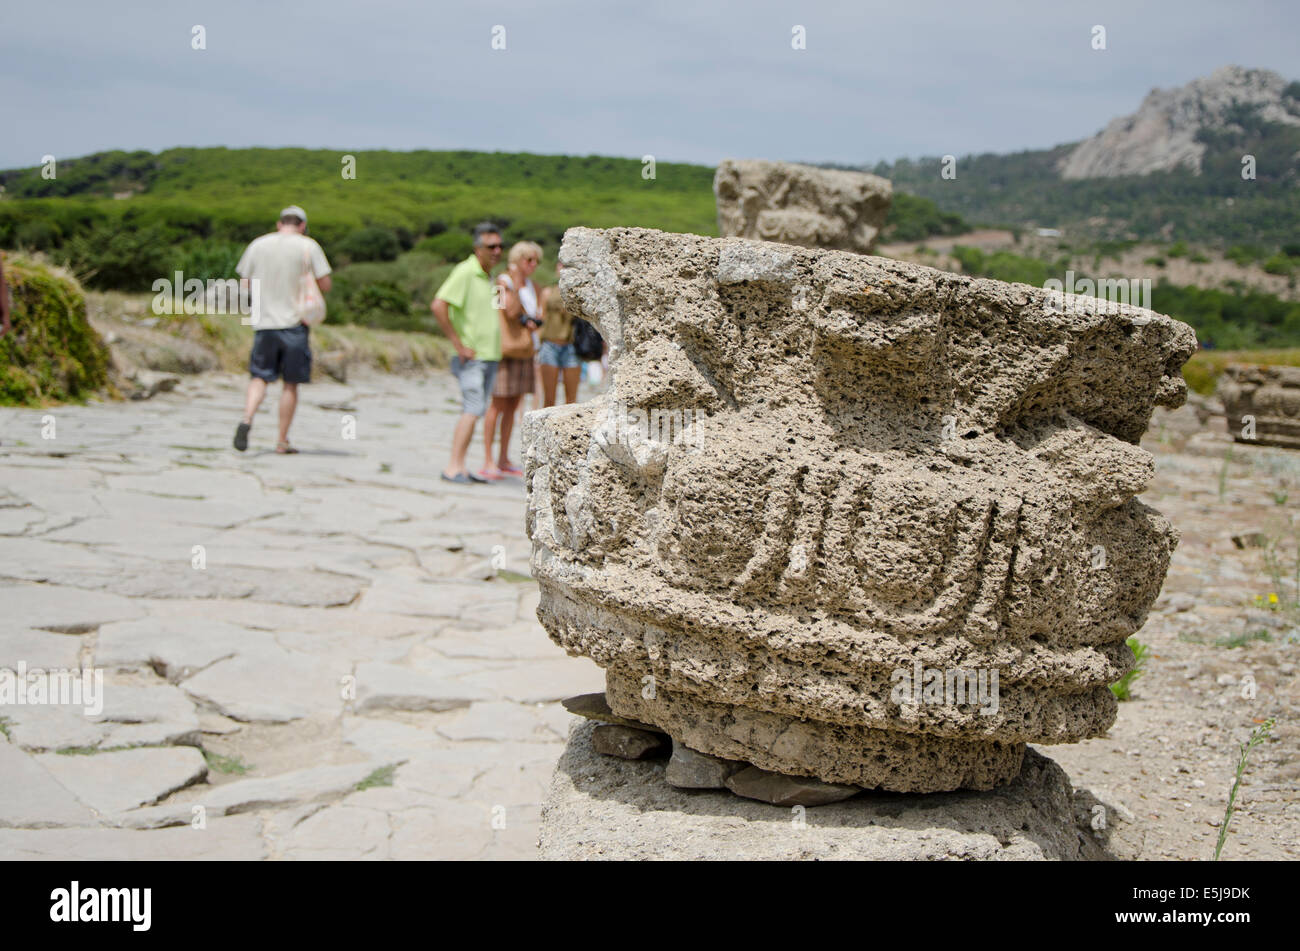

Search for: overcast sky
xmin=3 ymin=0 xmax=1297 ymax=170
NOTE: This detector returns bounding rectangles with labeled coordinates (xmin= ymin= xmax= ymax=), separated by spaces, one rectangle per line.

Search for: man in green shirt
xmin=432 ymin=222 xmax=504 ymax=483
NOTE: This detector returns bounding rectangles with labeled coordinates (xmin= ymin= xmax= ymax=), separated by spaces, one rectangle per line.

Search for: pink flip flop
xmin=498 ymin=463 xmax=524 ymax=477
xmin=477 ymin=467 xmax=503 ymax=481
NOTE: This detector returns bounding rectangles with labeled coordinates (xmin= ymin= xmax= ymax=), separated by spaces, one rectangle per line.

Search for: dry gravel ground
xmin=0 ymin=371 xmax=1295 ymax=860
xmin=1045 ymin=401 xmax=1299 ymax=860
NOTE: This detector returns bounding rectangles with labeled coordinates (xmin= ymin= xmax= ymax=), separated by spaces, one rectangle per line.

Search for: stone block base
xmin=539 ymin=719 xmax=1140 ymax=861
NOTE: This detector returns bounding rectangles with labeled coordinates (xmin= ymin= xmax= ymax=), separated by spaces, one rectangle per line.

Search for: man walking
xmin=233 ymin=206 xmax=331 ymax=454
xmin=432 ymin=222 xmax=503 ymax=483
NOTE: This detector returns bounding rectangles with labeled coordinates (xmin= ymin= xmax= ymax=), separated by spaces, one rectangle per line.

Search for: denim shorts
xmin=450 ymin=356 xmax=499 ymax=417
xmin=538 ymin=340 xmax=580 ymax=370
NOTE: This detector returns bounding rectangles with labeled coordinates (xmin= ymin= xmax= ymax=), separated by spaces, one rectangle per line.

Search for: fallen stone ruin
xmin=714 ymin=159 xmax=892 ymax=254
xmin=525 ymin=225 xmax=1195 ymax=842
xmin=1218 ymin=363 xmax=1300 ymax=450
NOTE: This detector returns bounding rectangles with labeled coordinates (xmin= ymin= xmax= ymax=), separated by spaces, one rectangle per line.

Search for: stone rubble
xmin=663 ymin=741 xmax=746 ymax=789
xmin=590 ymin=724 xmax=668 ymax=760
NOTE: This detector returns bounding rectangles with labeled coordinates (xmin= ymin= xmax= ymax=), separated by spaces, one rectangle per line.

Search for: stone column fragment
xmin=526 ymin=227 xmax=1197 ymax=793
xmin=1219 ymin=363 xmax=1300 ymax=449
xmin=714 ymin=159 xmax=892 ymax=254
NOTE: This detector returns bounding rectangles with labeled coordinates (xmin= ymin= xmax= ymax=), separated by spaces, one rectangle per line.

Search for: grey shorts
xmin=451 ymin=356 xmax=499 ymax=417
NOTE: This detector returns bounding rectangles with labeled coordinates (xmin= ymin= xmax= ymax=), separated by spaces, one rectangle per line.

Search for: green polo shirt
xmin=435 ymin=255 xmax=501 ymax=361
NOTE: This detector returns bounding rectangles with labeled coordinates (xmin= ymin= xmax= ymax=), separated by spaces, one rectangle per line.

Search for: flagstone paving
xmin=0 ymin=371 xmax=602 ymax=860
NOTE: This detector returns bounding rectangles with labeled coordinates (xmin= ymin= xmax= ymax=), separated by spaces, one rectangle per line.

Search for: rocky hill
xmin=1060 ymin=65 xmax=1300 ymax=179
xmin=874 ymin=65 xmax=1300 ymax=248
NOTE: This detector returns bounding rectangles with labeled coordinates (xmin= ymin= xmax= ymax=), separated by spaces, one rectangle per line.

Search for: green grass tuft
xmin=1110 ymin=637 xmax=1151 ymax=701
xmin=1214 ymin=718 xmax=1275 ymax=860
xmin=202 ymin=749 xmax=252 ymax=775
xmin=355 ymin=764 xmax=397 ymax=791
xmin=1215 ymin=629 xmax=1273 ymax=649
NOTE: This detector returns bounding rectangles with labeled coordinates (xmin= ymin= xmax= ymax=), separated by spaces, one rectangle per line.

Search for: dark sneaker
xmin=234 ymin=421 xmax=251 ymax=452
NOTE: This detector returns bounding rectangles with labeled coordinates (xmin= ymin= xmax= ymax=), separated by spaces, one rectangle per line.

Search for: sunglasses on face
xmin=483 ymin=242 xmax=503 ymax=250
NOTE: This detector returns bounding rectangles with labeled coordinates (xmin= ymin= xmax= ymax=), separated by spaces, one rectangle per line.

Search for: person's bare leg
xmin=243 ymin=377 xmax=267 ymax=423
xmin=540 ymin=365 xmax=559 ymax=408
xmin=446 ymin=414 xmax=477 ymax=476
xmin=277 ymin=382 xmax=298 ymax=446
xmin=521 ymin=363 xmax=539 ymax=424
xmin=562 ymin=367 xmax=581 ymax=404
xmin=497 ymin=395 xmax=522 ymax=468
xmin=482 ymin=399 xmax=504 ymax=472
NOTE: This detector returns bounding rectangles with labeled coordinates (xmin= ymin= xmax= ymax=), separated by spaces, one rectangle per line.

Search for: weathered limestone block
xmin=714 ymin=159 xmax=892 ymax=254
xmin=526 ymin=227 xmax=1196 ymax=793
xmin=1218 ymin=363 xmax=1300 ymax=449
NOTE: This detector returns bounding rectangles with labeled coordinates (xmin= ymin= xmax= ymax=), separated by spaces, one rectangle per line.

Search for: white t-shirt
xmin=236 ymin=231 xmax=331 ymax=330
xmin=499 ymin=274 xmax=540 ymax=320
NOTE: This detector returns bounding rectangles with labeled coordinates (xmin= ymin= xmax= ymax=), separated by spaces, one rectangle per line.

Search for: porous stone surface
xmin=606 ymin=671 xmax=1025 ymax=791
xmin=526 ymin=226 xmax=1197 ymax=793
xmin=1218 ymin=363 xmax=1300 ymax=450
xmin=714 ymin=159 xmax=892 ymax=254
xmin=539 ymin=719 xmax=1124 ymax=860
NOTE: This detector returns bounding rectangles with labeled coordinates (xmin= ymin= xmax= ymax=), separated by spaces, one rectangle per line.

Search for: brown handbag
xmin=498 ymin=278 xmax=535 ymax=360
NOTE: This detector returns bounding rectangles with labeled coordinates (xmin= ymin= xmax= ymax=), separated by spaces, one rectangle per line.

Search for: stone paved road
xmin=0 ymin=371 xmax=603 ymax=860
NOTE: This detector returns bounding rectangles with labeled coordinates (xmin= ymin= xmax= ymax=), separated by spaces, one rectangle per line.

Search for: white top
xmin=500 ymin=274 xmax=540 ymax=321
xmin=236 ymin=232 xmax=331 ymax=330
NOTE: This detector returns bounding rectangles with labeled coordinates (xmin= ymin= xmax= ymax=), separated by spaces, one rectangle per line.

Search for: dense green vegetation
xmin=878 ymin=191 xmax=968 ymax=242
xmin=873 ymin=101 xmax=1300 ymax=250
xmin=0 ymin=148 xmax=716 ymax=292
xmin=0 ymin=146 xmax=969 ymax=332
xmin=950 ymin=245 xmax=1300 ymax=349
xmin=0 ymin=144 xmax=1292 ymax=346
xmin=0 ymin=255 xmax=111 ymax=405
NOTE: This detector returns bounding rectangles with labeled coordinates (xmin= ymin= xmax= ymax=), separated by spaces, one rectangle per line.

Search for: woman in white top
xmin=480 ymin=241 xmax=542 ymax=480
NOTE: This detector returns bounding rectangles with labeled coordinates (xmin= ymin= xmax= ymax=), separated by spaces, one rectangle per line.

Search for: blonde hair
xmin=508 ymin=241 xmax=543 ymax=266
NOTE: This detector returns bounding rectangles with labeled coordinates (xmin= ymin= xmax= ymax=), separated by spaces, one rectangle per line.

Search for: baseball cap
xmin=280 ymin=205 xmax=308 ymax=223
